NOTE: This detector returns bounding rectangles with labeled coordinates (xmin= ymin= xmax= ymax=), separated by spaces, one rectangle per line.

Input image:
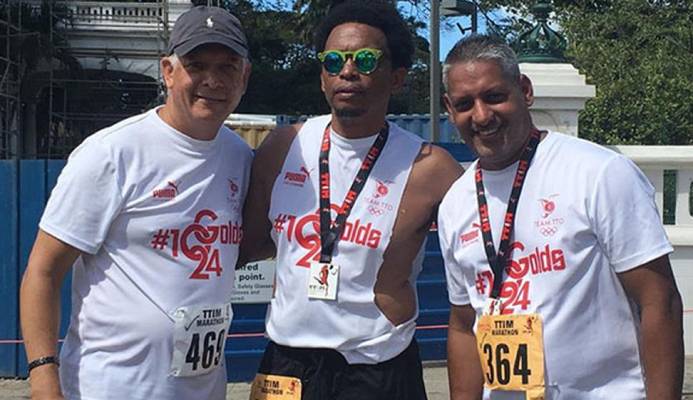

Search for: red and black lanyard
xmin=318 ymin=122 xmax=389 ymax=263
xmin=475 ymin=129 xmax=541 ymax=299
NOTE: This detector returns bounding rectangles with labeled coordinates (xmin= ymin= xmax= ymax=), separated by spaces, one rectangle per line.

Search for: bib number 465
xmin=186 ymin=329 xmax=227 ymax=372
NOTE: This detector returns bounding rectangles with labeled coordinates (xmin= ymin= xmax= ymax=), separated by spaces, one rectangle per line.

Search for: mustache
xmin=334 ymin=85 xmax=365 ymax=94
xmin=471 ymin=120 xmax=501 ymax=134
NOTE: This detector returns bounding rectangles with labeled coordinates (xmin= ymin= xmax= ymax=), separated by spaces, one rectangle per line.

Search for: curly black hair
xmin=314 ymin=0 xmax=414 ymax=70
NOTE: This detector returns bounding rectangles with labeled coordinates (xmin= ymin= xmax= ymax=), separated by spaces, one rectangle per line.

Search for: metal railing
xmin=21 ymin=1 xmax=169 ymax=31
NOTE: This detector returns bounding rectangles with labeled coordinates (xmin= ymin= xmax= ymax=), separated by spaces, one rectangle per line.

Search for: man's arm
xmin=374 ymin=144 xmax=463 ymax=325
xmin=422 ymin=143 xmax=465 ymax=214
xmin=618 ymin=255 xmax=683 ymax=400
xmin=20 ymin=230 xmax=81 ymax=400
xmin=448 ymin=304 xmax=483 ymax=400
xmin=237 ymin=124 xmax=300 ymax=267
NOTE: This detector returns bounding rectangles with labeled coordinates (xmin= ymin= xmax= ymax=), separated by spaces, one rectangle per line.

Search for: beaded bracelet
xmin=27 ymin=356 xmax=59 ymax=373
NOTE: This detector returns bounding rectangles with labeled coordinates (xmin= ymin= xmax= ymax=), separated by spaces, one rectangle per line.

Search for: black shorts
xmin=255 ymin=339 xmax=428 ymax=400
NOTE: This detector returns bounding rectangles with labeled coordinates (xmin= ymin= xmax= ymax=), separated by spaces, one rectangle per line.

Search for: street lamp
xmin=430 ymin=0 xmax=476 ymax=142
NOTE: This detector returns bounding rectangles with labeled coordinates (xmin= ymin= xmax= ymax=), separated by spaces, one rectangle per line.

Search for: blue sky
xmin=438 ymin=14 xmax=488 ymax=61
xmin=427 ymin=7 xmax=503 ymax=61
xmin=394 ymin=2 xmax=503 ymax=61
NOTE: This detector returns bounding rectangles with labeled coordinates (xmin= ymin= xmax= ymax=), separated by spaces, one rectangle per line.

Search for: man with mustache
xmin=438 ymin=34 xmax=683 ymax=399
xmin=20 ymin=6 xmax=252 ymax=399
xmin=239 ymin=1 xmax=463 ymax=398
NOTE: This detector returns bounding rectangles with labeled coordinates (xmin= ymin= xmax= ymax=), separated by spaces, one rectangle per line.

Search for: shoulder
xmin=407 ymin=142 xmax=465 ymax=202
xmin=67 ymin=110 xmax=159 ymax=167
xmin=413 ymin=143 xmax=465 ymax=181
xmin=66 ymin=112 xmax=153 ymax=166
xmin=544 ymin=131 xmax=620 ymax=166
xmin=256 ymin=123 xmax=301 ymax=160
xmin=219 ymin=125 xmax=254 ymax=160
xmin=90 ymin=109 xmax=154 ymax=147
xmin=417 ymin=142 xmax=461 ymax=165
xmin=439 ymin=162 xmax=476 ymax=216
xmin=542 ymin=132 xmax=643 ymax=184
xmin=251 ymin=123 xmax=303 ymax=181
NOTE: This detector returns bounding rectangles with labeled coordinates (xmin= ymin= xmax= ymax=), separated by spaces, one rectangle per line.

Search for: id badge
xmin=250 ymin=373 xmax=301 ymax=400
xmin=170 ymin=303 xmax=231 ymax=377
xmin=483 ymin=297 xmax=502 ymax=316
xmin=476 ymin=313 xmax=545 ymax=400
xmin=307 ymin=262 xmax=339 ymax=300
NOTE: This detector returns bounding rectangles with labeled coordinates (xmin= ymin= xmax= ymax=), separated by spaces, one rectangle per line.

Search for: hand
xmin=27 ymin=363 xmax=64 ymax=400
xmin=32 ymin=395 xmax=65 ymax=400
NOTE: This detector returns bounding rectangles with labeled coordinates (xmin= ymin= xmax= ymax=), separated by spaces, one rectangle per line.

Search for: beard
xmin=334 ymin=105 xmax=367 ymax=119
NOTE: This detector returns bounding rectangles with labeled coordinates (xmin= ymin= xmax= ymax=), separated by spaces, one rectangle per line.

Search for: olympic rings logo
xmin=539 ymin=226 xmax=557 ymax=237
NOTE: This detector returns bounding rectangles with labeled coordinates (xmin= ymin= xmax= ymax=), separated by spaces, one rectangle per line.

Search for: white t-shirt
xmin=40 ymin=107 xmax=253 ymax=400
xmin=438 ymin=132 xmax=673 ymax=399
xmin=266 ymin=115 xmax=424 ymax=364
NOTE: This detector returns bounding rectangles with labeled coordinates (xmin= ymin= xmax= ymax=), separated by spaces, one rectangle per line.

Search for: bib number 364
xmin=476 ymin=313 xmax=545 ymax=400
xmin=482 ymin=342 xmax=531 ymax=385
xmin=171 ymin=303 xmax=231 ymax=377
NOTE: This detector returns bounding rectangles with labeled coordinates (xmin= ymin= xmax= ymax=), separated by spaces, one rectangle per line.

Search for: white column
xmin=168 ymin=0 xmax=191 ymax=25
xmin=520 ymin=63 xmax=595 ymax=137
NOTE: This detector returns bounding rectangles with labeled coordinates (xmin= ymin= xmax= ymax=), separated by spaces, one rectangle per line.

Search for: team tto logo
xmin=153 ymin=180 xmax=179 ymax=200
xmin=373 ymin=179 xmax=391 ymax=198
xmin=366 ymin=180 xmax=395 ymax=217
xmin=228 ymin=179 xmax=239 ymax=199
xmin=284 ymin=165 xmax=313 ymax=187
xmin=539 ymin=198 xmax=556 ymax=218
xmin=535 ymin=194 xmax=563 ymax=237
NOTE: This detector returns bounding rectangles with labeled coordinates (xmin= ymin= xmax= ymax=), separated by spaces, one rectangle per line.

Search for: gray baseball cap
xmin=168 ymin=6 xmax=249 ymax=58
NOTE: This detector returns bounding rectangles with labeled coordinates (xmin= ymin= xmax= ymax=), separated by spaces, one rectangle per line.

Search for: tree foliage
xmin=557 ymin=0 xmax=692 ymax=145
xmin=474 ymin=0 xmax=692 ymax=145
xmin=231 ymin=0 xmax=691 ymax=145
xmin=232 ymin=0 xmax=433 ymax=116
xmin=226 ymin=0 xmax=327 ymax=115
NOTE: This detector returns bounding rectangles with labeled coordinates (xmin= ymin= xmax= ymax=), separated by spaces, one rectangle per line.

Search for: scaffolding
xmin=33 ymin=0 xmax=169 ymax=158
xmin=0 ymin=0 xmax=171 ymax=159
xmin=0 ymin=1 xmax=23 ymax=159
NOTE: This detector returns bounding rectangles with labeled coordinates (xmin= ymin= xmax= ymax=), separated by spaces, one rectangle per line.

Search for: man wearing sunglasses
xmin=239 ymin=1 xmax=463 ymax=399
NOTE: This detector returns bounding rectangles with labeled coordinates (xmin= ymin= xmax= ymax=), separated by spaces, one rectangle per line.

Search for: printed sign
xmin=231 ymin=260 xmax=275 ymax=304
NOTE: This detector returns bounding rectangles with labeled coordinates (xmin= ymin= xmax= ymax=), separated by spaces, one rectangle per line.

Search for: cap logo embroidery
xmin=206 ymin=17 xmax=214 ymax=28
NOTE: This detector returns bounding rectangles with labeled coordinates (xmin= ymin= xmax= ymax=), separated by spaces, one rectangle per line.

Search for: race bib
xmin=170 ymin=303 xmax=231 ymax=377
xmin=307 ymin=262 xmax=339 ymax=300
xmin=476 ymin=313 xmax=545 ymax=400
xmin=250 ymin=373 xmax=302 ymax=400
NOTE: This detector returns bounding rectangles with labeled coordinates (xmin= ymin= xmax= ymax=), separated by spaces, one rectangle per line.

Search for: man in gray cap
xmin=20 ymin=6 xmax=252 ymax=400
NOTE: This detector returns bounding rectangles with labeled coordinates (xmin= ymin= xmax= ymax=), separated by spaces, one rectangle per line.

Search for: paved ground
xmin=2 ymin=357 xmax=693 ymax=399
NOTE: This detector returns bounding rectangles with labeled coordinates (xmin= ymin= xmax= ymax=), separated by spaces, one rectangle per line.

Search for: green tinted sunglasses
xmin=317 ymin=48 xmax=384 ymax=75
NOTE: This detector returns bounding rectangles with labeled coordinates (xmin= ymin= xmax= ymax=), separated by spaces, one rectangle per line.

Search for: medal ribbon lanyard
xmin=475 ymin=129 xmax=541 ymax=299
xmin=318 ymin=122 xmax=389 ymax=263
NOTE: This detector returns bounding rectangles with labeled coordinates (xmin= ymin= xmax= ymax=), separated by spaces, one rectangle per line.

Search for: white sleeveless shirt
xmin=266 ymin=115 xmax=425 ymax=364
